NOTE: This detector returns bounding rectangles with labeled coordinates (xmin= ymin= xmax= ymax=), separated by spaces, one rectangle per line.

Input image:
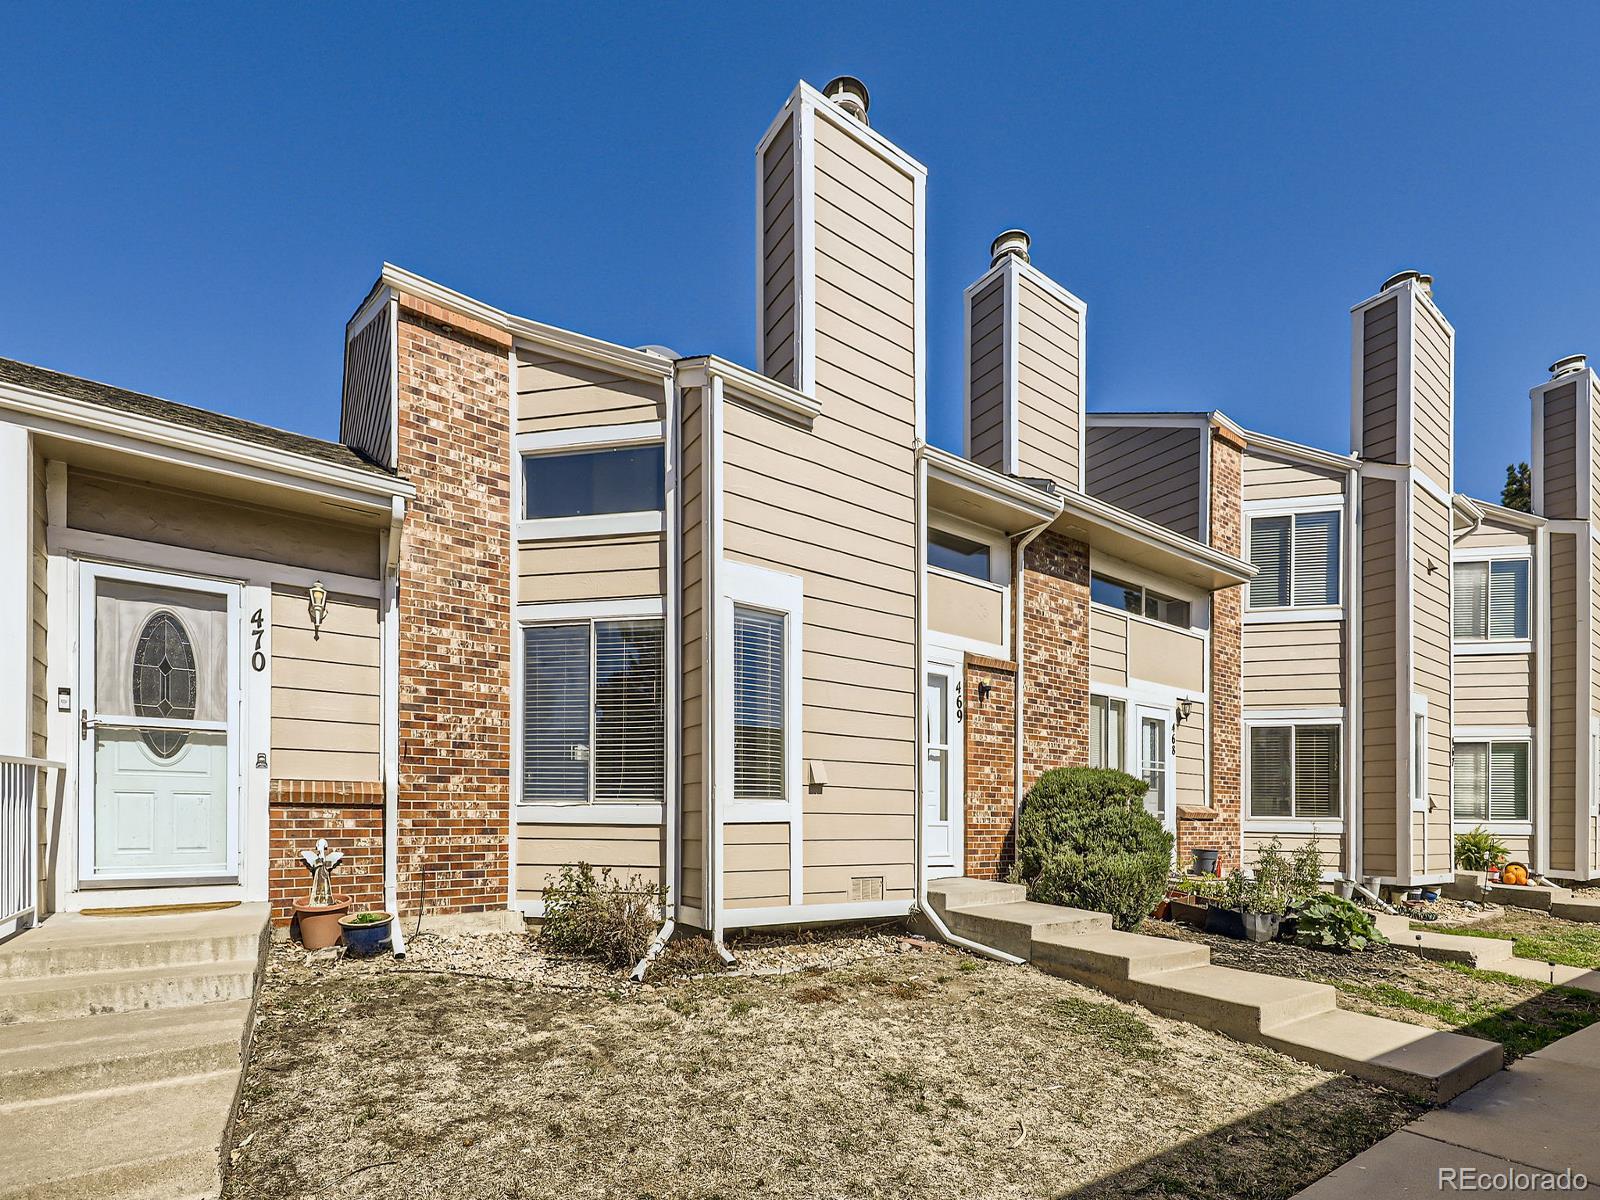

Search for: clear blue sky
xmin=5 ymin=4 xmax=1598 ymax=501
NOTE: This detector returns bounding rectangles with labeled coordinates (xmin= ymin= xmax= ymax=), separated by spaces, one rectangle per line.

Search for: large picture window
xmin=522 ymin=445 xmax=665 ymax=520
xmin=1248 ymin=510 xmax=1340 ymax=609
xmin=1453 ymin=558 xmax=1530 ymax=642
xmin=1248 ymin=724 xmax=1340 ymax=818
xmin=521 ymin=619 xmax=664 ymax=804
xmin=1452 ymin=741 xmax=1529 ymax=822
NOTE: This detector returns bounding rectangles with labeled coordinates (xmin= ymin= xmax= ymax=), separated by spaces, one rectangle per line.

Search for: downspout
xmin=1347 ymin=465 xmax=1363 ymax=887
xmin=381 ymin=496 xmax=407 ymax=958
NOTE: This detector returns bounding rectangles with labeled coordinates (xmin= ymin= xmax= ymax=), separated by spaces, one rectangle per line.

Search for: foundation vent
xmin=850 ymin=876 xmax=886 ymax=902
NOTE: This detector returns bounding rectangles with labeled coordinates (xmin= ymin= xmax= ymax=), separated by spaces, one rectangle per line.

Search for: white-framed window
xmin=719 ymin=560 xmax=804 ymax=822
xmin=1090 ymin=573 xmax=1191 ymax=629
xmin=1452 ymin=740 xmax=1529 ymax=823
xmin=927 ymin=526 xmax=992 ymax=582
xmin=1247 ymin=510 xmax=1340 ymax=610
xmin=520 ymin=618 xmax=665 ymax=805
xmin=521 ymin=444 xmax=665 ymax=520
xmin=1248 ymin=724 xmax=1341 ymax=818
xmin=1411 ymin=694 xmax=1429 ymax=811
xmin=1089 ymin=694 xmax=1127 ymax=770
xmin=1452 ymin=558 xmax=1530 ymax=643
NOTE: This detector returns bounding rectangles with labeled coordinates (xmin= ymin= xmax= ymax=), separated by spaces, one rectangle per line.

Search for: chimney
xmin=1352 ymin=269 xmax=1453 ymax=489
xmin=963 ymin=230 xmax=1086 ymax=491
xmin=821 ymin=75 xmax=869 ymax=125
xmin=1551 ymin=354 xmax=1588 ymax=379
xmin=1531 ymin=353 xmax=1596 ymax=520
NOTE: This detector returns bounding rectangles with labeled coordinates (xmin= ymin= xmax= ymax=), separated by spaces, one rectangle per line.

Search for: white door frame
xmin=1135 ymin=702 xmax=1177 ymax=838
xmin=923 ymin=649 xmax=965 ymax=878
xmin=76 ymin=561 xmax=242 ymax=886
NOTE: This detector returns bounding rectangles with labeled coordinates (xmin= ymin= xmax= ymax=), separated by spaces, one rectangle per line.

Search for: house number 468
xmin=250 ymin=609 xmax=266 ymax=671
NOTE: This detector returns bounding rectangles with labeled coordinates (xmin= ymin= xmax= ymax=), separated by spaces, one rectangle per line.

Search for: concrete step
xmin=1375 ymin=915 xmax=1517 ymax=967
xmin=1486 ymin=955 xmax=1600 ymax=994
xmin=1484 ymin=882 xmax=1569 ymax=911
xmin=0 ymin=1000 xmax=249 ymax=1103
xmin=1031 ymin=928 xmax=1211 ymax=997
xmin=1261 ymin=1008 xmax=1503 ymax=1102
xmin=941 ymin=900 xmax=1112 ymax=960
xmin=1551 ymin=896 xmax=1600 ymax=924
xmin=925 ymin=876 xmax=1026 ymax=922
xmin=1130 ymin=963 xmax=1337 ymax=1040
xmin=0 ymin=907 xmax=269 ymax=981
xmin=0 ymin=958 xmax=259 ymax=1025
xmin=0 ymin=1070 xmax=237 ymax=1200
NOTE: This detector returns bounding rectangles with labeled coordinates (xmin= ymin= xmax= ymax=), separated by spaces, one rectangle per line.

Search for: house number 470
xmin=250 ymin=609 xmax=266 ymax=671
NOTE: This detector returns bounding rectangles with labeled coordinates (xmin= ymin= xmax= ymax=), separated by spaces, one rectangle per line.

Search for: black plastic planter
xmin=1204 ymin=906 xmax=1246 ymax=939
xmin=1190 ymin=848 xmax=1220 ymax=876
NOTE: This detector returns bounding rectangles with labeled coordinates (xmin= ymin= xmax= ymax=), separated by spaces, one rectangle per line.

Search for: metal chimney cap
xmin=1550 ymin=354 xmax=1589 ymax=378
xmin=1381 ymin=269 xmax=1433 ymax=296
xmin=991 ymin=229 xmax=1031 ymax=266
xmin=822 ymin=76 xmax=870 ymax=124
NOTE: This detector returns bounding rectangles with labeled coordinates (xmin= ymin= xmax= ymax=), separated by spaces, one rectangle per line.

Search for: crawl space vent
xmin=850 ymin=876 xmax=885 ymax=902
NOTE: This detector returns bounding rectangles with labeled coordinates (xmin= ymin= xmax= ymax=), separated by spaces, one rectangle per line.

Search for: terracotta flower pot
xmin=293 ymin=895 xmax=352 ymax=950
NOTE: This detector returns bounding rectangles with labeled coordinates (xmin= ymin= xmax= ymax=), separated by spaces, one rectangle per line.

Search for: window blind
xmin=1452 ymin=743 xmax=1489 ymax=820
xmin=1489 ymin=742 xmax=1528 ymax=821
xmin=1293 ymin=726 xmax=1341 ymax=817
xmin=1292 ymin=511 xmax=1340 ymax=606
xmin=1489 ymin=560 xmax=1529 ymax=640
xmin=733 ymin=607 xmax=785 ymax=802
xmin=1090 ymin=696 xmax=1125 ymax=770
xmin=1453 ymin=563 xmax=1489 ymax=639
xmin=522 ymin=624 xmax=591 ymax=802
xmin=592 ymin=620 xmax=664 ymax=802
xmin=1248 ymin=516 xmax=1291 ymax=608
xmin=1249 ymin=727 xmax=1293 ymax=817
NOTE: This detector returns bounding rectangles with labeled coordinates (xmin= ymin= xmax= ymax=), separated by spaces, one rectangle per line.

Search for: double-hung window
xmin=521 ymin=619 xmax=665 ymax=805
xmin=1452 ymin=558 xmax=1530 ymax=643
xmin=1248 ymin=724 xmax=1341 ymax=818
xmin=1452 ymin=741 xmax=1529 ymax=823
xmin=1247 ymin=510 xmax=1340 ymax=610
xmin=1089 ymin=695 xmax=1126 ymax=770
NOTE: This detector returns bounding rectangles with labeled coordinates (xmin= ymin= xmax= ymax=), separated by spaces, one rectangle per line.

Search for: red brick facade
xmin=963 ymin=654 xmax=1018 ymax=880
xmin=267 ymin=780 xmax=385 ymax=926
xmin=1019 ymin=531 xmax=1092 ymax=790
xmin=393 ymin=297 xmax=513 ymax=915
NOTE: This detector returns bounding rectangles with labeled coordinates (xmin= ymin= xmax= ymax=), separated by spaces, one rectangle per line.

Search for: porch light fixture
xmin=307 ymin=581 xmax=329 ymax=640
xmin=1176 ymin=697 xmax=1195 ymax=726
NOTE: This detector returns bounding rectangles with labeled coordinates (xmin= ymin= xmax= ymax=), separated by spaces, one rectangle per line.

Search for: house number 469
xmin=250 ymin=609 xmax=266 ymax=671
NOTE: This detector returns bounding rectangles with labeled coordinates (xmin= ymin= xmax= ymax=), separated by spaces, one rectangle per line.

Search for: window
xmin=1453 ymin=559 xmax=1529 ymax=642
xmin=1089 ymin=695 xmax=1126 ymax=769
xmin=1248 ymin=510 xmax=1340 ymax=609
xmin=132 ymin=611 xmax=197 ymax=758
xmin=522 ymin=445 xmax=665 ymax=519
xmin=521 ymin=619 xmax=664 ymax=804
xmin=928 ymin=526 xmax=992 ymax=582
xmin=733 ymin=607 xmax=785 ymax=802
xmin=1090 ymin=573 xmax=1192 ymax=629
xmin=1412 ymin=704 xmax=1429 ymax=808
xmin=1248 ymin=725 xmax=1340 ymax=818
xmin=1453 ymin=742 xmax=1529 ymax=822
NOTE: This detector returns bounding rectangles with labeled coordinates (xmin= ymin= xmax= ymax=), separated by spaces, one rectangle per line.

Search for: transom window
xmin=1248 ymin=510 xmax=1340 ymax=609
xmin=1248 ymin=724 xmax=1340 ymax=818
xmin=928 ymin=526 xmax=992 ymax=582
xmin=1452 ymin=741 xmax=1529 ymax=822
xmin=1090 ymin=573 xmax=1191 ymax=629
xmin=521 ymin=619 xmax=664 ymax=804
xmin=1453 ymin=559 xmax=1530 ymax=642
xmin=1089 ymin=695 xmax=1126 ymax=770
xmin=522 ymin=445 xmax=665 ymax=520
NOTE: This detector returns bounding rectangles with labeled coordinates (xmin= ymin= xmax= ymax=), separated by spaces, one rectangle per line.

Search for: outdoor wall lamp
xmin=1176 ymin=696 xmax=1195 ymax=726
xmin=307 ymin=581 xmax=329 ymax=640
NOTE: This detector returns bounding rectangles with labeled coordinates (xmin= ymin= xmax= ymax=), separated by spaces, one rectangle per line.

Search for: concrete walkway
xmin=929 ymin=878 xmax=1502 ymax=1101
xmin=1296 ymin=1021 xmax=1600 ymax=1198
xmin=0 ymin=904 xmax=270 ymax=1200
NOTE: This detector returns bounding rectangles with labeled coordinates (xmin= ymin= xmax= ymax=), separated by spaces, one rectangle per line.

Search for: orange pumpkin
xmin=1502 ymin=862 xmax=1529 ymax=886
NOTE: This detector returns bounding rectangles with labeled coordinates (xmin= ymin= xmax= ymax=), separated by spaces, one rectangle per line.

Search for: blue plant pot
xmin=339 ymin=913 xmax=393 ymax=957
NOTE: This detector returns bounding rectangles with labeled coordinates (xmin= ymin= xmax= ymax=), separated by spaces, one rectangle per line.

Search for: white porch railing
xmin=1 ymin=755 xmax=58 ymax=938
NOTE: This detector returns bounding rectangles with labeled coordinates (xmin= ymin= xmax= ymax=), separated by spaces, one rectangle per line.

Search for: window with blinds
xmin=1089 ymin=695 xmax=1126 ymax=770
xmin=521 ymin=619 xmax=664 ymax=805
xmin=733 ymin=606 xmax=785 ymax=802
xmin=1248 ymin=511 xmax=1340 ymax=609
xmin=1453 ymin=559 xmax=1529 ymax=641
xmin=1248 ymin=724 xmax=1341 ymax=818
xmin=1452 ymin=741 xmax=1528 ymax=821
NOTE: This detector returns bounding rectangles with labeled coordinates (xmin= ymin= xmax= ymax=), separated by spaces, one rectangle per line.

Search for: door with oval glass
xmin=1135 ymin=704 xmax=1176 ymax=837
xmin=77 ymin=564 xmax=240 ymax=884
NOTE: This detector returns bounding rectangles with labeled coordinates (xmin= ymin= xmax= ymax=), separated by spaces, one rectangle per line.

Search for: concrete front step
xmin=0 ymin=1070 xmax=238 ymax=1200
xmin=0 ymin=957 xmax=260 ymax=1025
xmin=0 ymin=1000 xmax=250 ymax=1103
xmin=1374 ymin=914 xmax=1516 ymax=967
xmin=1131 ymin=963 xmax=1337 ymax=1040
xmin=0 ymin=910 xmax=268 ymax=981
xmin=1031 ymin=928 xmax=1210 ymax=995
xmin=1261 ymin=1008 xmax=1504 ymax=1102
xmin=1486 ymin=955 xmax=1600 ymax=994
xmin=942 ymin=900 xmax=1111 ymax=960
xmin=926 ymin=877 xmax=1026 ymax=918
xmin=1551 ymin=896 xmax=1600 ymax=924
xmin=1483 ymin=882 xmax=1569 ymax=911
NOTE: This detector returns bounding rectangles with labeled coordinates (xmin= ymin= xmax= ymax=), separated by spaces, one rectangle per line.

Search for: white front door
xmin=1136 ymin=705 xmax=1175 ymax=836
xmin=923 ymin=663 xmax=963 ymax=876
xmin=78 ymin=564 xmax=240 ymax=884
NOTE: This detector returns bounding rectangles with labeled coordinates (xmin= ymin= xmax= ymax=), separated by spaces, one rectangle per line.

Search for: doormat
xmin=79 ymin=901 xmax=242 ymax=917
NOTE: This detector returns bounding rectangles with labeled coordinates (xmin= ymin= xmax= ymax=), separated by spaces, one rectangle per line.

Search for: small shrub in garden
xmin=1455 ymin=826 xmax=1509 ymax=873
xmin=1010 ymin=767 xmax=1173 ymax=931
xmin=539 ymin=862 xmax=664 ymax=969
xmin=1290 ymin=894 xmax=1388 ymax=952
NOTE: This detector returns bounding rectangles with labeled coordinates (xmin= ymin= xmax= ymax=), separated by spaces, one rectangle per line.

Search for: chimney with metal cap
xmin=1550 ymin=354 xmax=1588 ymax=379
xmin=990 ymin=229 xmax=1031 ymax=266
xmin=822 ymin=75 xmax=869 ymax=125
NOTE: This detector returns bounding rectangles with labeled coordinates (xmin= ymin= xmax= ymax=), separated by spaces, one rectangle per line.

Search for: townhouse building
xmin=2 ymin=75 xmax=1597 ymax=957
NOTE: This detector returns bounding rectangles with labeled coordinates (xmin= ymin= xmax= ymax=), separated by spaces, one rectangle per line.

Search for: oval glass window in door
xmin=132 ymin=610 xmax=197 ymax=758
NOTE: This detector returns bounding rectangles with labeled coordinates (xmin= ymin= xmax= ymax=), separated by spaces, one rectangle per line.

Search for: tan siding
xmin=516 ymin=533 xmax=665 ymax=603
xmin=1411 ymin=297 xmax=1453 ymax=488
xmin=1413 ymin=484 xmax=1453 ymax=875
xmin=1089 ymin=609 xmax=1127 ymax=686
xmin=1244 ymin=831 xmax=1346 ymax=876
xmin=1242 ymin=621 xmax=1344 ymax=709
xmin=1126 ymin=621 xmax=1205 ymax=693
xmin=515 ymin=822 xmax=664 ymax=904
xmin=761 ymin=115 xmax=798 ymax=386
xmin=1362 ymin=297 xmax=1400 ymax=462
xmin=1361 ymin=475 xmax=1398 ymax=875
xmin=1453 ymin=654 xmax=1534 ymax=726
xmin=1543 ymin=382 xmax=1579 ymax=519
xmin=967 ymin=275 xmax=1006 ymax=471
xmin=1592 ymin=539 xmax=1600 ymax=721
xmin=1085 ymin=425 xmax=1203 ymax=539
xmin=1455 ymin=519 xmax=1536 ymax=552
xmin=515 ymin=349 xmax=663 ymax=436
xmin=270 ymin=589 xmax=381 ymax=782
xmin=928 ymin=571 xmax=1005 ymax=647
xmin=1175 ymin=703 xmax=1205 ymax=809
xmin=1242 ymin=452 xmax=1346 ymax=503
xmin=66 ymin=469 xmax=379 ymax=579
xmin=679 ymin=386 xmax=704 ymax=911
xmin=1549 ymin=533 xmax=1578 ymax=871
xmin=723 ymin=822 xmax=790 ymax=908
xmin=1013 ymin=274 xmax=1081 ymax=488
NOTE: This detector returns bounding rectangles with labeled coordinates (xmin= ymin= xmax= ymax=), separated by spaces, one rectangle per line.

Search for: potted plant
xmin=339 ymin=911 xmax=394 ymax=957
xmin=1189 ymin=847 xmax=1220 ymax=877
xmin=1205 ymin=839 xmax=1315 ymax=942
xmin=1169 ymin=877 xmax=1218 ymax=927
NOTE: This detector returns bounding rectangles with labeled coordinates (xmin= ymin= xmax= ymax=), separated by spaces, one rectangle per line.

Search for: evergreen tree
xmin=1501 ymin=462 xmax=1532 ymax=512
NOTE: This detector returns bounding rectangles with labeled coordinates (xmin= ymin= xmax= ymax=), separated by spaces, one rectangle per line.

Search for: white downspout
xmin=381 ymin=496 xmax=407 ymax=957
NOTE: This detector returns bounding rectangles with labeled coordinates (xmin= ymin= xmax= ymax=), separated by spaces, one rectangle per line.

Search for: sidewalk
xmin=1296 ymin=1022 xmax=1600 ymax=1197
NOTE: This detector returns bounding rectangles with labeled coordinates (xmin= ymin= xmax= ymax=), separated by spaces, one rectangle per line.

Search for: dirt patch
xmin=225 ymin=932 xmax=1418 ymax=1200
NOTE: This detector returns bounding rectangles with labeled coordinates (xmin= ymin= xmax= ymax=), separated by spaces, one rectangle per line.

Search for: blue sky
xmin=4 ymin=4 xmax=1598 ymax=501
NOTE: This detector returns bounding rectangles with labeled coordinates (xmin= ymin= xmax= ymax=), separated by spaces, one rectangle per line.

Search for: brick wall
xmin=963 ymin=654 xmax=1017 ymax=879
xmin=267 ymin=780 xmax=385 ymax=926
xmin=1020 ymin=531 xmax=1092 ymax=790
xmin=393 ymin=296 xmax=513 ymax=915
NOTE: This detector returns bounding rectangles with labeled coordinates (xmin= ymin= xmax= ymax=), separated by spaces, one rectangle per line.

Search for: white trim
xmin=1002 ymin=257 xmax=1020 ymax=474
xmin=514 ymin=422 xmax=663 ymax=454
xmin=1453 ymin=544 xmax=1533 ymax=562
xmin=721 ymin=898 xmax=913 ymax=929
xmin=797 ymin=100 xmax=818 ymax=396
xmin=662 ymin=372 xmax=680 ymax=922
xmin=1454 ymin=640 xmax=1531 ymax=657
xmin=1397 ymin=285 xmax=1416 ymax=468
xmin=516 ymin=804 xmax=664 ymax=825
xmin=0 ymin=425 xmax=29 ymax=756
xmin=924 ymin=629 xmax=1008 ymax=663
xmin=1241 ymin=716 xmax=1346 ymax=823
xmin=1239 ymin=428 xmax=1360 ymax=475
xmin=515 ymin=598 xmax=664 ymax=622
xmin=1410 ymin=691 xmax=1430 ymax=813
xmin=1242 ymin=504 xmax=1344 ymax=617
xmin=1535 ymin=520 xmax=1551 ymax=872
xmin=1346 ymin=463 xmax=1362 ymax=881
xmin=1245 ymin=819 xmax=1346 ymax=835
xmin=1244 ymin=706 xmax=1346 ymax=722
xmin=1243 ymin=496 xmax=1350 ymax=517
xmin=1451 ymin=726 xmax=1533 ymax=740
xmin=514 ymin=511 xmax=663 ymax=541
xmin=921 ymin=649 xmax=964 ymax=878
xmin=1455 ymin=820 xmax=1534 ymax=837
xmin=1243 ymin=607 xmax=1344 ymax=626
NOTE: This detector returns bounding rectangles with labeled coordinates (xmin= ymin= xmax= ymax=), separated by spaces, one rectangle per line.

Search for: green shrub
xmin=1455 ymin=826 xmax=1509 ymax=873
xmin=1290 ymin=894 xmax=1388 ymax=952
xmin=1010 ymin=767 xmax=1173 ymax=931
xmin=539 ymin=862 xmax=665 ymax=969
xmin=1221 ymin=838 xmax=1324 ymax=916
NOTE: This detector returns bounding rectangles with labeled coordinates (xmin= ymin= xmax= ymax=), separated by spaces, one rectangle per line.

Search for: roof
xmin=0 ymin=356 xmax=394 ymax=478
